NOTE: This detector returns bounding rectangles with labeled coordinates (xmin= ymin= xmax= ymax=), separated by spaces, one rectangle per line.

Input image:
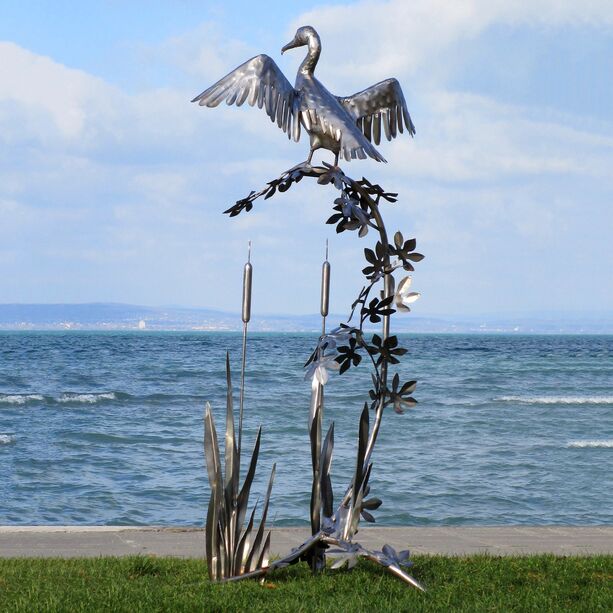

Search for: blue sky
xmin=1 ymin=1 xmax=612 ymax=317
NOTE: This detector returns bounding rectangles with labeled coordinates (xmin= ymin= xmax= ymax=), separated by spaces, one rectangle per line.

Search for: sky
xmin=1 ymin=0 xmax=612 ymax=318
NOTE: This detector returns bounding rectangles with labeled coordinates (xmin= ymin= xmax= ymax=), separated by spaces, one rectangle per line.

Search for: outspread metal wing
xmin=191 ymin=54 xmax=296 ymax=139
xmin=338 ymin=78 xmax=415 ymax=146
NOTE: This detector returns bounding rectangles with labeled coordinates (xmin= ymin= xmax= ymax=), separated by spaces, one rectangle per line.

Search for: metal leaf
xmin=361 ymin=509 xmax=376 ymax=523
xmin=245 ymin=463 xmax=276 ymax=572
xmin=205 ymin=487 xmax=218 ymax=580
xmin=407 ymin=252 xmax=424 ymax=262
xmin=234 ymin=501 xmax=258 ymax=575
xmin=330 ymin=554 xmax=357 ymax=570
xmin=354 ymin=404 xmax=369 ymax=503
xmin=362 ymin=497 xmax=382 ymax=510
xmin=382 ymin=544 xmax=396 ymax=560
xmin=320 ymin=422 xmax=335 ymax=518
xmin=309 ymin=397 xmax=322 ymax=539
xmin=235 ymin=426 xmax=262 ymax=543
xmin=256 ymin=531 xmax=272 ymax=570
xmin=203 ymin=402 xmax=223 ymax=580
xmin=203 ymin=403 xmax=222 ymax=494
xmin=224 ymin=353 xmax=237 ymax=495
xmin=400 ymin=381 xmax=417 ymax=395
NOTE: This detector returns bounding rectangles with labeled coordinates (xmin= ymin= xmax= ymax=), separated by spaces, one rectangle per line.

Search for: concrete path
xmin=1 ymin=526 xmax=612 ymax=558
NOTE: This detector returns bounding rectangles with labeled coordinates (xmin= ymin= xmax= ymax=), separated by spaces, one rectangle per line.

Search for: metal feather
xmin=373 ymin=113 xmax=381 ymax=145
xmin=383 ymin=109 xmax=392 ymax=141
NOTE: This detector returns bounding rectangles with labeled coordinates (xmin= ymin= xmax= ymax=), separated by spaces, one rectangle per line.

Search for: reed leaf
xmin=320 ymin=422 xmax=335 ymax=518
xmin=353 ymin=404 xmax=369 ymax=508
xmin=204 ymin=402 xmax=223 ymax=580
xmin=234 ymin=500 xmax=258 ymax=575
xmin=204 ymin=357 xmax=275 ymax=581
xmin=245 ymin=463 xmax=276 ymax=572
xmin=235 ymin=426 xmax=262 ymax=546
xmin=224 ymin=353 xmax=238 ymax=496
xmin=204 ymin=403 xmax=222 ymax=495
xmin=256 ymin=531 xmax=272 ymax=570
xmin=309 ymin=403 xmax=321 ymax=534
xmin=205 ymin=488 xmax=218 ymax=580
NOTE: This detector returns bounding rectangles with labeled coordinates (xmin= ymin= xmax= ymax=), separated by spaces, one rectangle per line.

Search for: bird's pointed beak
xmin=281 ymin=38 xmax=299 ymax=54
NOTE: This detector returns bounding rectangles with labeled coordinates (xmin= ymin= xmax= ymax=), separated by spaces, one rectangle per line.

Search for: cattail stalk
xmin=308 ymin=241 xmax=330 ymax=570
xmin=238 ymin=241 xmax=252 ymax=456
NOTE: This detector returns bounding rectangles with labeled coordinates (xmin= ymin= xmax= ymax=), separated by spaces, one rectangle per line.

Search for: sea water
xmin=0 ymin=332 xmax=611 ymax=526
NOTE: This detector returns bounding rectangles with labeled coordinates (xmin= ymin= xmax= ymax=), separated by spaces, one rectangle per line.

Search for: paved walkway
xmin=1 ymin=526 xmax=612 ymax=558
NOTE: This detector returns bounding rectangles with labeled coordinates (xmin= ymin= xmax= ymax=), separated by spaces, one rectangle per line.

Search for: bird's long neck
xmin=299 ymin=33 xmax=321 ymax=75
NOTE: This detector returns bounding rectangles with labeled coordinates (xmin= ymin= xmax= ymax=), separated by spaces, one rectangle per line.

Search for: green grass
xmin=0 ymin=555 xmax=611 ymax=612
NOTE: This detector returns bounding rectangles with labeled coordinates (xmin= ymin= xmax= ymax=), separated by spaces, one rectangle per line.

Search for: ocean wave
xmin=0 ymin=434 xmax=15 ymax=445
xmin=0 ymin=394 xmax=44 ymax=405
xmin=0 ymin=392 xmax=123 ymax=406
xmin=57 ymin=392 xmax=117 ymax=404
xmin=498 ymin=396 xmax=613 ymax=405
xmin=567 ymin=440 xmax=613 ymax=448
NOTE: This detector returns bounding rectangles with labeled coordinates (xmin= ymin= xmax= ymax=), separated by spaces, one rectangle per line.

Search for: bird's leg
xmin=333 ymin=152 xmax=339 ymax=167
xmin=306 ymin=149 xmax=314 ymax=166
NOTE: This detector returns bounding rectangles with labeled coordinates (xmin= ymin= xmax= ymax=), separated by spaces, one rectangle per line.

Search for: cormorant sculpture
xmin=192 ymin=25 xmax=415 ymax=164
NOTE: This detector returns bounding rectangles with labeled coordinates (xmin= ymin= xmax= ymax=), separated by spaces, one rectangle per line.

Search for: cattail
xmin=238 ymin=241 xmax=252 ymax=456
xmin=242 ymin=242 xmax=252 ymax=323
xmin=320 ymin=240 xmax=330 ymax=319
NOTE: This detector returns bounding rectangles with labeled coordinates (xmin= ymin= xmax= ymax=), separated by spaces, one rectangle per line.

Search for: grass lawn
xmin=0 ymin=555 xmax=611 ymax=612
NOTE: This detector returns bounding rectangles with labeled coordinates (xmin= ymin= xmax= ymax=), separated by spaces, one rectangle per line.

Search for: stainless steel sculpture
xmin=192 ymin=25 xmax=415 ymax=165
xmin=198 ymin=27 xmax=425 ymax=592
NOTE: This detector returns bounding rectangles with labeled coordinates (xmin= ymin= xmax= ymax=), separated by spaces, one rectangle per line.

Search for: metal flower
xmin=394 ymin=276 xmax=420 ymax=312
xmin=320 ymin=325 xmax=354 ymax=351
xmin=334 ymin=193 xmax=372 ymax=237
xmin=305 ymin=351 xmax=340 ymax=388
xmin=377 ymin=544 xmax=413 ymax=569
xmin=317 ymin=164 xmax=348 ymax=190
xmin=328 ymin=542 xmax=364 ymax=570
xmin=362 ymin=244 xmax=387 ymax=280
xmin=388 ymin=373 xmax=418 ymax=414
xmin=362 ymin=296 xmax=395 ymax=324
xmin=335 ymin=337 xmax=362 ymax=374
xmin=390 ymin=231 xmax=424 ymax=272
xmin=367 ymin=334 xmax=407 ymax=366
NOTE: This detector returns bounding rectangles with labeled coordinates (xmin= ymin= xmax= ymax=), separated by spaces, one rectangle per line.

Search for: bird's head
xmin=281 ymin=26 xmax=320 ymax=54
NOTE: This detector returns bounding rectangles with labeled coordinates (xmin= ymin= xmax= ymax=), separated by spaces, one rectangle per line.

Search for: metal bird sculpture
xmin=192 ymin=25 xmax=415 ymax=165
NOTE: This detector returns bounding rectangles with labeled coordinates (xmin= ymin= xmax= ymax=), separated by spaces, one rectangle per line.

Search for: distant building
xmin=137 ymin=320 xmax=146 ymax=330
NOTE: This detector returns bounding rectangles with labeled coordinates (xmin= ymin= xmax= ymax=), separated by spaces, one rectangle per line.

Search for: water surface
xmin=1 ymin=332 xmax=611 ymax=526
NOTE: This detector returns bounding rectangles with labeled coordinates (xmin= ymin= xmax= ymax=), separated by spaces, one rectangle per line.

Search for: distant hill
xmin=0 ymin=303 xmax=611 ymax=334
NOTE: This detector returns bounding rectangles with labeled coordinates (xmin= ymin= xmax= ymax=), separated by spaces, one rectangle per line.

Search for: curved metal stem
xmin=337 ymin=180 xmax=392 ymax=510
xmin=356 ymin=187 xmax=391 ymax=469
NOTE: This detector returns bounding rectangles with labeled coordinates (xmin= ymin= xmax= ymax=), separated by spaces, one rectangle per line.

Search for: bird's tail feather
xmin=341 ymin=141 xmax=386 ymax=163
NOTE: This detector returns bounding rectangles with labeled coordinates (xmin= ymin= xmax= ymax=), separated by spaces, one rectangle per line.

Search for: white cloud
xmin=291 ymin=0 xmax=613 ymax=83
xmin=380 ymin=91 xmax=613 ymax=184
xmin=0 ymin=5 xmax=611 ymax=314
xmin=0 ymin=41 xmax=119 ymax=141
xmin=150 ymin=22 xmax=255 ymax=82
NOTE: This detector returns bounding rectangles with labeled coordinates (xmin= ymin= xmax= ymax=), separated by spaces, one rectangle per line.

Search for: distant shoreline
xmin=1 ymin=328 xmax=612 ymax=335
xmin=1 ymin=303 xmax=610 ymax=334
